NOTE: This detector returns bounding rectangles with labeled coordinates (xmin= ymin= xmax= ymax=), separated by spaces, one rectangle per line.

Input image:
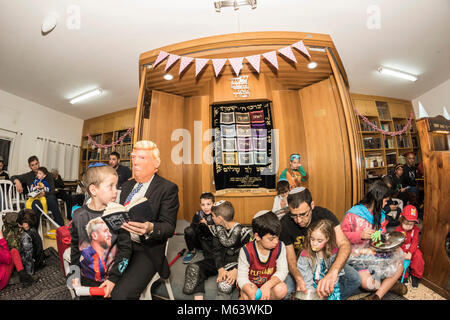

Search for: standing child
xmin=16 ymin=209 xmax=46 ymax=276
xmin=279 ymin=154 xmax=308 ymax=190
xmin=70 ymin=163 xmax=132 ymax=298
xmin=272 ymin=179 xmax=290 ymax=219
xmin=183 ymin=192 xmax=215 ymax=264
xmin=237 ymin=210 xmax=288 ymax=300
xmin=297 ymin=219 xmax=342 ymax=300
xmin=25 ymin=167 xmax=51 ymax=214
xmin=394 ymin=205 xmax=424 ymax=288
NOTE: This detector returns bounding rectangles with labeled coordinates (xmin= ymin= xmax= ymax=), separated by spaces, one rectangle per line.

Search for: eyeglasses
xmin=289 ymin=207 xmax=312 ymax=221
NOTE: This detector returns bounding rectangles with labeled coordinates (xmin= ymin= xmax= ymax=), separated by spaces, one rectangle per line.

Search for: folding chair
xmin=140 ymin=240 xmax=175 ymax=300
xmin=35 ymin=205 xmax=61 ymax=241
xmin=0 ymin=180 xmax=20 ymax=229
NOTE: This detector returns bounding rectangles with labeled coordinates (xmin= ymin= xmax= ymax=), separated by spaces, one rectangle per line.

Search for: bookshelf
xmin=351 ymin=94 xmax=422 ymax=180
xmin=79 ymin=108 xmax=136 ymax=179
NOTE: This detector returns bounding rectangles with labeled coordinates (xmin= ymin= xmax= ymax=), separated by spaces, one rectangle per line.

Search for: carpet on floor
xmin=0 ymin=247 xmax=72 ymax=300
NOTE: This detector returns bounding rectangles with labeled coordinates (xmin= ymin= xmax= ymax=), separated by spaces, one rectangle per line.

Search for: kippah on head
xmin=88 ymin=162 xmax=108 ymax=168
xmin=213 ymin=200 xmax=226 ymax=207
xmin=290 ymin=154 xmax=301 ymax=161
xmin=253 ymin=210 xmax=270 ymax=219
xmin=289 ymin=187 xmax=305 ymax=195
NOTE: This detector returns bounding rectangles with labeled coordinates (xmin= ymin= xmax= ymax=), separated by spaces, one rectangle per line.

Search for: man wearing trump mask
xmin=111 ymin=140 xmax=179 ymax=300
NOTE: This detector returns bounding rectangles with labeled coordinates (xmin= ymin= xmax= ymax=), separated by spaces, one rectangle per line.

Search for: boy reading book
xmin=102 ymin=197 xmax=148 ymax=232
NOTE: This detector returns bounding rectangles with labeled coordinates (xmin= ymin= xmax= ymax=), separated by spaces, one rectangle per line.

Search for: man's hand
xmin=361 ymin=228 xmax=375 ymax=240
xmin=316 ymin=269 xmax=338 ymax=298
xmin=99 ymin=279 xmax=115 ymax=298
xmin=14 ymin=180 xmax=23 ymax=194
xmin=225 ymin=268 xmax=238 ymax=285
xmin=295 ymin=276 xmax=308 ymax=293
xmin=217 ymin=268 xmax=226 ymax=282
xmin=121 ymin=221 xmax=153 ymax=236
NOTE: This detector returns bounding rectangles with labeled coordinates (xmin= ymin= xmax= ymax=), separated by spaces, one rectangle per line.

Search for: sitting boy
xmin=183 ymin=192 xmax=215 ymax=264
xmin=237 ymin=210 xmax=288 ymax=300
xmin=183 ymin=200 xmax=250 ymax=299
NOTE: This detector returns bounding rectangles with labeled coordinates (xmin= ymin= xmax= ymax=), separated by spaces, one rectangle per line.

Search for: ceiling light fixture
xmin=163 ymin=74 xmax=174 ymax=80
xmin=214 ymin=0 xmax=257 ymax=12
xmin=307 ymin=62 xmax=318 ymax=69
xmin=377 ymin=66 xmax=417 ymax=82
xmin=70 ymin=88 xmax=103 ymax=104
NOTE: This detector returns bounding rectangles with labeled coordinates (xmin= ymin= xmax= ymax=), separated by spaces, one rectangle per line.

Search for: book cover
xmin=102 ymin=197 xmax=148 ymax=231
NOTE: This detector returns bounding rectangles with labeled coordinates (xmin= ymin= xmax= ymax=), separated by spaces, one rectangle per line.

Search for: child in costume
xmin=25 ymin=167 xmax=51 ymax=213
xmin=341 ymin=180 xmax=407 ymax=300
xmin=394 ymin=205 xmax=424 ymax=288
xmin=297 ymin=219 xmax=342 ymax=300
xmin=237 ymin=210 xmax=288 ymax=300
xmin=272 ymin=179 xmax=290 ymax=219
xmin=279 ymin=154 xmax=308 ymax=190
xmin=183 ymin=192 xmax=215 ymax=264
xmin=183 ymin=200 xmax=251 ymax=300
xmin=70 ymin=163 xmax=132 ymax=299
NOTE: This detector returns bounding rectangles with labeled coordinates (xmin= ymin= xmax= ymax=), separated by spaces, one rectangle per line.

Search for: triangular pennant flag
xmin=212 ymin=58 xmax=227 ymax=77
xmin=179 ymin=56 xmax=194 ymax=75
xmin=262 ymin=51 xmax=278 ymax=69
xmin=229 ymin=57 xmax=244 ymax=76
xmin=292 ymin=40 xmax=311 ymax=59
xmin=278 ymin=46 xmax=297 ymax=63
xmin=165 ymin=54 xmax=180 ymax=71
xmin=195 ymin=58 xmax=209 ymax=76
xmin=418 ymin=101 xmax=429 ymax=118
xmin=154 ymin=51 xmax=169 ymax=67
xmin=245 ymin=54 xmax=261 ymax=73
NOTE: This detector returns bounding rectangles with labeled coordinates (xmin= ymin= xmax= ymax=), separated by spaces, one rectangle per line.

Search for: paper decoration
xmin=278 ymin=46 xmax=297 ymax=63
xmin=418 ymin=101 xmax=429 ymax=118
xmin=179 ymin=56 xmax=194 ymax=75
xmin=195 ymin=58 xmax=209 ymax=76
xmin=154 ymin=51 xmax=169 ymax=67
xmin=262 ymin=51 xmax=278 ymax=69
xmin=212 ymin=58 xmax=227 ymax=77
xmin=229 ymin=57 xmax=244 ymax=76
xmin=246 ymin=54 xmax=261 ymax=73
xmin=292 ymin=40 xmax=311 ymax=58
xmin=165 ymin=54 xmax=180 ymax=71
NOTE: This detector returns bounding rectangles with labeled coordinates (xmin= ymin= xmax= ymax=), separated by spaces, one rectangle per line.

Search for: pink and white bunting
xmin=292 ymin=40 xmax=311 ymax=59
xmin=228 ymin=57 xmax=244 ymax=76
xmin=278 ymin=46 xmax=297 ymax=63
xmin=262 ymin=51 xmax=278 ymax=70
xmin=165 ymin=54 xmax=180 ymax=71
xmin=179 ymin=56 xmax=194 ymax=75
xmin=245 ymin=54 xmax=261 ymax=73
xmin=212 ymin=58 xmax=227 ymax=77
xmin=195 ymin=58 xmax=209 ymax=76
xmin=153 ymin=51 xmax=169 ymax=67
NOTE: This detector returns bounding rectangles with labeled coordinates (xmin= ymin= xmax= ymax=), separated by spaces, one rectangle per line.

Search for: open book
xmin=102 ymin=197 xmax=147 ymax=231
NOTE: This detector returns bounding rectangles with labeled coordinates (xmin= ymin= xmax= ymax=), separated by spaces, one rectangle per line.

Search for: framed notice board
xmin=212 ymin=101 xmax=276 ymax=190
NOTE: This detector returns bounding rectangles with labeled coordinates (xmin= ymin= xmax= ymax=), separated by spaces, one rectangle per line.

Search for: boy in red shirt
xmin=394 ymin=205 xmax=424 ymax=288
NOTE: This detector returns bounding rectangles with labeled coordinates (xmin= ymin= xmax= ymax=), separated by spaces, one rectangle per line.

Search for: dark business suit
xmin=111 ymin=174 xmax=179 ymax=300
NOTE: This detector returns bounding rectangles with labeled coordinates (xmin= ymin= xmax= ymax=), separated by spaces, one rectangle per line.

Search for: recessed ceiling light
xmin=70 ymin=88 xmax=103 ymax=104
xmin=307 ymin=62 xmax=318 ymax=69
xmin=164 ymin=74 xmax=174 ymax=80
xmin=377 ymin=66 xmax=417 ymax=82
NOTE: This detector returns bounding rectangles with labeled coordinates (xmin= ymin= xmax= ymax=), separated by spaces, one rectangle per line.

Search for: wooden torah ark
xmin=133 ymin=31 xmax=363 ymax=224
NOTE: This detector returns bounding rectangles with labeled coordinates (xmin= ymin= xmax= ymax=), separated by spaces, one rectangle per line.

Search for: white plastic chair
xmin=0 ymin=180 xmax=20 ymax=229
xmin=35 ymin=204 xmax=61 ymax=241
xmin=63 ymin=248 xmax=77 ymax=299
xmin=140 ymin=241 xmax=175 ymax=300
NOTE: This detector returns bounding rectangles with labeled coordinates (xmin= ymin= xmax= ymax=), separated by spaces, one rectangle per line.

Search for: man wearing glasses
xmin=280 ymin=187 xmax=361 ymax=300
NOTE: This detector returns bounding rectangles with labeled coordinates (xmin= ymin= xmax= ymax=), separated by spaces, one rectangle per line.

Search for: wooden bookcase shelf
xmin=351 ymin=94 xmax=422 ymax=179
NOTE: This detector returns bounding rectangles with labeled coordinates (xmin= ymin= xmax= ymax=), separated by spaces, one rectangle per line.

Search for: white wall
xmin=412 ymin=79 xmax=450 ymax=118
xmin=0 ymin=89 xmax=83 ymax=176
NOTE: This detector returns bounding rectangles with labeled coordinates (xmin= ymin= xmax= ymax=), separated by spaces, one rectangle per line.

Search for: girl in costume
xmin=279 ymin=154 xmax=308 ymax=190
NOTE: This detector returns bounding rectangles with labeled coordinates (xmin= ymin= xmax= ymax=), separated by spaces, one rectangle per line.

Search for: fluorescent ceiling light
xmin=307 ymin=62 xmax=318 ymax=69
xmin=70 ymin=88 xmax=103 ymax=104
xmin=377 ymin=66 xmax=417 ymax=82
xmin=163 ymin=74 xmax=174 ymax=80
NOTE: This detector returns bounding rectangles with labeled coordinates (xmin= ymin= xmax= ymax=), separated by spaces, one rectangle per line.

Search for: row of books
xmin=364 ymin=155 xmax=384 ymax=168
xmin=396 ymin=136 xmax=410 ymax=148
xmin=360 ymin=120 xmax=378 ymax=132
xmin=363 ymin=137 xmax=382 ymax=149
xmin=384 ymin=137 xmax=395 ymax=149
xmin=386 ymin=152 xmax=397 ymax=166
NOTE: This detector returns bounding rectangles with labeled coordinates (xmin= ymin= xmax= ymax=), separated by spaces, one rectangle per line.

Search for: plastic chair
xmin=35 ymin=205 xmax=61 ymax=241
xmin=0 ymin=180 xmax=20 ymax=230
xmin=140 ymin=241 xmax=175 ymax=300
xmin=63 ymin=248 xmax=77 ymax=299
